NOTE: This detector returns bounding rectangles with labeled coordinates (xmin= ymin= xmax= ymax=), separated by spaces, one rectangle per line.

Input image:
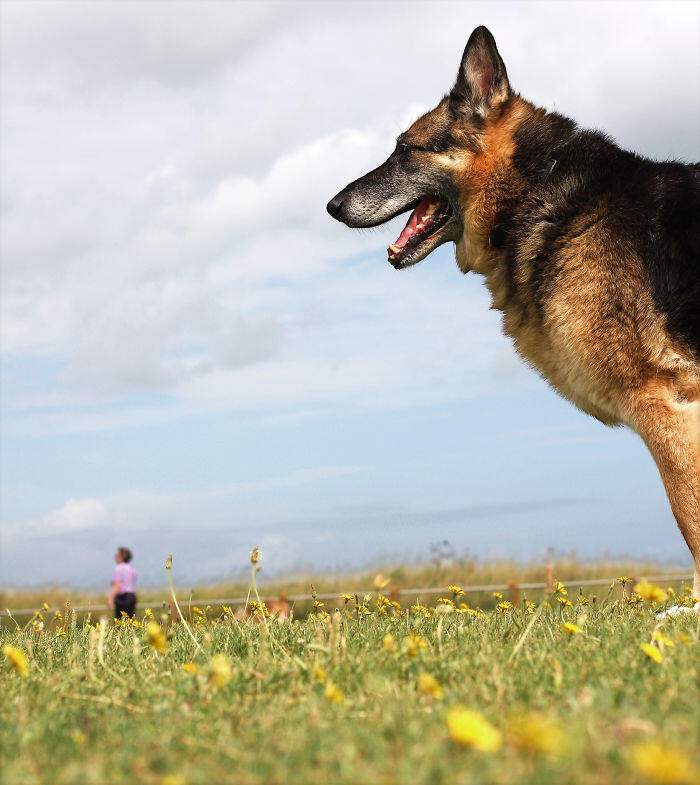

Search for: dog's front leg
xmin=629 ymin=384 xmax=700 ymax=613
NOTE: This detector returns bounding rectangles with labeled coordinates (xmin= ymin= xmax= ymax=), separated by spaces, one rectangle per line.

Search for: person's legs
xmin=114 ymin=593 xmax=128 ymax=620
xmin=114 ymin=592 xmax=137 ymax=619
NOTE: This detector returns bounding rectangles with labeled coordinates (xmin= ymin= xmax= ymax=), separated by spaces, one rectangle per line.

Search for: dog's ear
xmin=451 ymin=26 xmax=509 ymax=116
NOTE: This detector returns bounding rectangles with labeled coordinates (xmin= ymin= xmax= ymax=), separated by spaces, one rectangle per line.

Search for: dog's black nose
xmin=326 ymin=195 xmax=344 ymax=218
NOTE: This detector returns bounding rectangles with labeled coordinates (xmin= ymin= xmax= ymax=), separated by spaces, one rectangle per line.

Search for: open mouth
xmin=387 ymin=195 xmax=453 ymax=269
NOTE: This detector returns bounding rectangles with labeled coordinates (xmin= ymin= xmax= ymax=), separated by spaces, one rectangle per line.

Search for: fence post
xmin=508 ymin=580 xmax=519 ymax=607
xmin=545 ymin=564 xmax=554 ymax=593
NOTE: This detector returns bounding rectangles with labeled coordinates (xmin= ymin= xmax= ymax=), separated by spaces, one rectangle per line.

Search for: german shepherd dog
xmin=327 ymin=26 xmax=700 ymax=612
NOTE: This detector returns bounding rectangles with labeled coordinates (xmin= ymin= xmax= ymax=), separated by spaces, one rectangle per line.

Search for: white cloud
xmin=7 ymin=497 xmax=112 ymax=541
xmin=4 ymin=464 xmax=361 ymax=542
xmin=0 ymin=2 xmax=697 ymax=426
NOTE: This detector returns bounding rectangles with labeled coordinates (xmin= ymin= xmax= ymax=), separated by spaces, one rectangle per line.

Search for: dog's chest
xmin=501 ymin=305 xmax=625 ymax=425
xmin=456 ymin=237 xmax=628 ymax=426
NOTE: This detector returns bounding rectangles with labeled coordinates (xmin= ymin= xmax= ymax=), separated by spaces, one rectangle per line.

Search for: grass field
xmin=2 ymin=561 xmax=699 ymax=785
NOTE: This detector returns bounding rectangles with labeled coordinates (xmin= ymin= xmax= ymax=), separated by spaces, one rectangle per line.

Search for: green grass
xmin=2 ymin=581 xmax=699 ymax=785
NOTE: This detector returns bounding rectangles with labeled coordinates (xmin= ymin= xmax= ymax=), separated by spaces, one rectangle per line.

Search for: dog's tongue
xmin=388 ymin=196 xmax=439 ymax=254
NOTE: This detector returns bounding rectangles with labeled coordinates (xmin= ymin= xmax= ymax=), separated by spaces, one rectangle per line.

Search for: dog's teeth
xmin=426 ymin=203 xmax=438 ymax=216
xmin=388 ymin=244 xmax=401 ymax=254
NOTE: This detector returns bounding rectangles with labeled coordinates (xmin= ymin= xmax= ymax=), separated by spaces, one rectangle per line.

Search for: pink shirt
xmin=112 ymin=563 xmax=136 ymax=594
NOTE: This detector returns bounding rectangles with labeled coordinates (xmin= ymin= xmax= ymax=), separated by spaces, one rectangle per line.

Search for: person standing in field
xmin=109 ymin=546 xmax=137 ymax=619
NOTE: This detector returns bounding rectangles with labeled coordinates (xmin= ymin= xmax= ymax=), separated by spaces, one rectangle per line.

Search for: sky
xmin=1 ymin=1 xmax=698 ymax=589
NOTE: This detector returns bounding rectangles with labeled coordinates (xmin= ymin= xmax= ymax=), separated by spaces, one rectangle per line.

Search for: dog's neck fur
xmin=455 ymin=96 xmax=577 ymax=294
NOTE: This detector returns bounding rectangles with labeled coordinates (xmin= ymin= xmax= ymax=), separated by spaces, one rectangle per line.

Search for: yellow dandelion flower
xmin=161 ymin=776 xmax=186 ymax=785
xmin=634 ymin=580 xmax=668 ymax=604
xmin=641 ymin=643 xmax=663 ymax=664
xmin=144 ymin=607 xmax=154 ymax=619
xmin=617 ymin=576 xmax=630 ymax=585
xmin=557 ymin=596 xmax=572 ymax=607
xmin=373 ymin=573 xmax=391 ymax=589
xmin=492 ymin=592 xmax=503 ymax=599
xmin=56 ymin=626 xmax=67 ymax=638
xmin=70 ymin=729 xmax=86 ymax=746
xmin=447 ymin=707 xmax=502 ymax=751
xmin=383 ymin=633 xmax=398 ymax=653
xmin=250 ymin=547 xmax=261 ymax=564
xmin=324 ymin=681 xmax=344 ymax=705
xmin=208 ymin=654 xmax=231 ymax=688
xmin=436 ymin=597 xmax=454 ymax=607
xmin=449 ymin=585 xmax=465 ymax=597
xmin=508 ymin=713 xmax=568 ymax=758
xmin=146 ymin=621 xmax=167 ymax=653
xmin=404 ymin=633 xmax=427 ymax=659
xmin=54 ymin=611 xmax=63 ymax=621
xmin=341 ymin=593 xmax=354 ymax=603
xmin=3 ymin=644 xmax=28 ymax=677
xmin=417 ymin=672 xmax=443 ymax=700
xmin=497 ymin=601 xmax=513 ymax=614
xmin=313 ymin=599 xmax=325 ymax=609
xmin=631 ymin=741 xmax=697 ymax=784
xmin=42 ymin=602 xmax=50 ymax=611
xmin=561 ymin=622 xmax=583 ymax=635
xmin=182 ymin=662 xmax=200 ymax=674
xmin=652 ymin=631 xmax=674 ymax=648
xmin=313 ymin=661 xmax=327 ymax=684
xmin=555 ymin=581 xmax=567 ymax=595
xmin=165 ymin=555 xmax=172 ymax=570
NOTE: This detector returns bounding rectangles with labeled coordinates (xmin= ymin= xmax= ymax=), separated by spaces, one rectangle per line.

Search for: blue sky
xmin=1 ymin=1 xmax=698 ymax=588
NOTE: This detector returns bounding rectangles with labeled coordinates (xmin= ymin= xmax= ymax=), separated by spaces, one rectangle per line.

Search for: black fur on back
xmin=500 ymin=109 xmax=700 ymax=358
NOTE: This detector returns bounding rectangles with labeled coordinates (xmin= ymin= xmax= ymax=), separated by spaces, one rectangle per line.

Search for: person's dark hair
xmin=118 ymin=547 xmax=132 ymax=563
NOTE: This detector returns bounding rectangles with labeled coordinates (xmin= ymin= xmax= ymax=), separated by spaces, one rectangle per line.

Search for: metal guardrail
xmin=1 ymin=573 xmax=692 ymax=616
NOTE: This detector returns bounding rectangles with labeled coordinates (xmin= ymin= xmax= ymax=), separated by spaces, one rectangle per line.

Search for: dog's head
xmin=327 ymin=26 xmax=512 ymax=269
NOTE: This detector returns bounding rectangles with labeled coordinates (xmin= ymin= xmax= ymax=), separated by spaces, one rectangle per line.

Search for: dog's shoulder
xmin=505 ymin=118 xmax=699 ymax=359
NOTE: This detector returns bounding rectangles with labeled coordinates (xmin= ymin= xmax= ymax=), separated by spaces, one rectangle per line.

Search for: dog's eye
xmin=397 ymin=142 xmax=411 ymax=155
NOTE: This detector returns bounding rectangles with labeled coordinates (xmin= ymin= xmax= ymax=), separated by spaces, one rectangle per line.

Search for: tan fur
xmin=446 ymin=98 xmax=700 ymax=599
